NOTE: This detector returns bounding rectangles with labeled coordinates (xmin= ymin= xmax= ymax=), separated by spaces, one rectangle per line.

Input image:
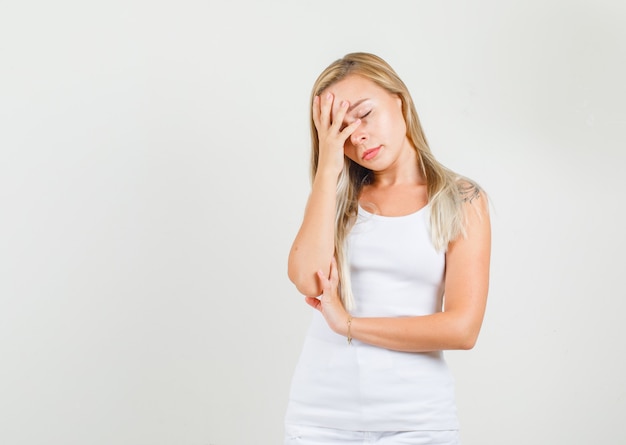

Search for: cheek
xmin=343 ymin=144 xmax=358 ymax=162
xmin=390 ymin=110 xmax=407 ymax=136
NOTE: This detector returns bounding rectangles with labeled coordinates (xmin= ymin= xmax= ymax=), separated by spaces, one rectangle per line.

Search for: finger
xmin=319 ymin=92 xmax=333 ymax=128
xmin=311 ymin=95 xmax=321 ymax=130
xmin=330 ymin=100 xmax=349 ymax=131
xmin=305 ymin=296 xmax=321 ymax=310
xmin=317 ymin=269 xmax=330 ymax=289
xmin=317 ymin=269 xmax=333 ymax=302
xmin=339 ymin=117 xmax=361 ymax=139
xmin=329 ymin=256 xmax=339 ymax=287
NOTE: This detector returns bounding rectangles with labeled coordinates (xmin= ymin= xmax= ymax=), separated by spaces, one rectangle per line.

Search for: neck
xmin=371 ymin=144 xmax=424 ymax=187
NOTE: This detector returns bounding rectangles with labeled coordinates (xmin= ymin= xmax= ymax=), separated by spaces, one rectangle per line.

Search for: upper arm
xmin=442 ymin=189 xmax=491 ymax=348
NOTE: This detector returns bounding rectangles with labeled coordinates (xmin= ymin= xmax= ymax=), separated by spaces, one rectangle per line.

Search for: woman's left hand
xmin=305 ymin=257 xmax=349 ymax=336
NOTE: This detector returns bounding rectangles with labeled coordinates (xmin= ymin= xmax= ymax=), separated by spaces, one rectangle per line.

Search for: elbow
xmin=287 ymin=267 xmax=321 ymax=297
xmin=452 ymin=323 xmax=481 ymax=350
xmin=457 ymin=335 xmax=478 ymax=350
xmin=292 ymin=280 xmax=322 ymax=298
xmin=443 ymin=309 xmax=484 ymax=350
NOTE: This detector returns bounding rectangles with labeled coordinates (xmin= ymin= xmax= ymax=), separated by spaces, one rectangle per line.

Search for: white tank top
xmin=285 ymin=205 xmax=459 ymax=431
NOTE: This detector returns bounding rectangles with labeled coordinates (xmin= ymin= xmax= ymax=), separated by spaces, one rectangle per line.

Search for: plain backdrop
xmin=1 ymin=1 xmax=625 ymax=444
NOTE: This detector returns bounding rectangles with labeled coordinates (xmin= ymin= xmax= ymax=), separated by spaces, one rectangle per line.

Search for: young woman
xmin=284 ymin=53 xmax=491 ymax=445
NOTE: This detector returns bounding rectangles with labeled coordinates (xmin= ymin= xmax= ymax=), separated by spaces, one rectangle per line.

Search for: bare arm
xmin=288 ymin=172 xmax=338 ymax=296
xmin=288 ymin=93 xmax=361 ymax=296
xmin=308 ymin=193 xmax=491 ymax=352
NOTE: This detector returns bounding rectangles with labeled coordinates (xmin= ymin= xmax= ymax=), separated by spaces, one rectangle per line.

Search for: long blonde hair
xmin=310 ymin=52 xmax=481 ymax=310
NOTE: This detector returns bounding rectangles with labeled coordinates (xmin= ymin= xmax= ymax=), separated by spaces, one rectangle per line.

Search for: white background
xmin=1 ymin=1 xmax=625 ymax=444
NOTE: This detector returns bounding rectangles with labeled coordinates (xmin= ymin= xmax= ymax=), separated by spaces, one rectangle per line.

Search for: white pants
xmin=284 ymin=424 xmax=461 ymax=445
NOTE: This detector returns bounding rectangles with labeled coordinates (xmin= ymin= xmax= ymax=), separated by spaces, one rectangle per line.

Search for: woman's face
xmin=325 ymin=74 xmax=413 ymax=171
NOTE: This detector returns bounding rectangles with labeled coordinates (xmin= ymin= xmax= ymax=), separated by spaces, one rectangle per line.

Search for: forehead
xmin=325 ymin=74 xmax=388 ymax=102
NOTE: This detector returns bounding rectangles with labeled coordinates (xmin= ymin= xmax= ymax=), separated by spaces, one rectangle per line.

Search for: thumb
xmin=305 ymin=296 xmax=321 ymax=310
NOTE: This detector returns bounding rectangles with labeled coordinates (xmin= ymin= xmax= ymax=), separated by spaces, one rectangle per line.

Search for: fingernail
xmin=326 ymin=92 xmax=332 ymax=100
xmin=341 ymin=100 xmax=348 ymax=108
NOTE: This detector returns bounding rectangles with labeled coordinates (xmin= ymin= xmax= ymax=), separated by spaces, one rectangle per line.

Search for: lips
xmin=362 ymin=146 xmax=381 ymax=161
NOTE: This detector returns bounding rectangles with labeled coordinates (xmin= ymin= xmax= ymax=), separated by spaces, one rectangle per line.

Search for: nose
xmin=349 ymin=124 xmax=368 ymax=146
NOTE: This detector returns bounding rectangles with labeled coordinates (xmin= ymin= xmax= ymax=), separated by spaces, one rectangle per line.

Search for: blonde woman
xmin=284 ymin=53 xmax=491 ymax=445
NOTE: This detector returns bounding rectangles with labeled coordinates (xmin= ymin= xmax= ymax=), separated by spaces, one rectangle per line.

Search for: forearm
xmin=345 ymin=311 xmax=482 ymax=352
xmin=288 ymin=172 xmax=338 ymax=296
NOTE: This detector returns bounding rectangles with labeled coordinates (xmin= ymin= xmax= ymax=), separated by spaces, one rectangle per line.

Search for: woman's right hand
xmin=312 ymin=92 xmax=362 ymax=178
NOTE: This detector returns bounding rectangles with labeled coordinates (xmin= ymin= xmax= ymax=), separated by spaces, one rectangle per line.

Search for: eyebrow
xmin=347 ymin=98 xmax=369 ymax=113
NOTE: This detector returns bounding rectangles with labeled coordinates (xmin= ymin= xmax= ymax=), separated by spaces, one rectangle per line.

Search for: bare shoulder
xmin=456 ymin=178 xmax=483 ymax=204
xmin=455 ymin=178 xmax=490 ymax=235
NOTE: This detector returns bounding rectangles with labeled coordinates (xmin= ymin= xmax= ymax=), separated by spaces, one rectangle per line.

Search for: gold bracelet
xmin=347 ymin=316 xmax=352 ymax=345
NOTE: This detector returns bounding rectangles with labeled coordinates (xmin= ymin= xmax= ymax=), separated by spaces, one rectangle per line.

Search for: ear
xmin=395 ymin=95 xmax=409 ymax=124
xmin=394 ymin=95 xmax=403 ymax=110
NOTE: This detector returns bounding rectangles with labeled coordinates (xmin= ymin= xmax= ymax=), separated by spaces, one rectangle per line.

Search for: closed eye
xmin=340 ymin=110 xmax=371 ymax=131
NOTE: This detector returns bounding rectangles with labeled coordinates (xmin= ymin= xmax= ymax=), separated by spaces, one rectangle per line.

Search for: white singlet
xmin=285 ymin=204 xmax=459 ymax=432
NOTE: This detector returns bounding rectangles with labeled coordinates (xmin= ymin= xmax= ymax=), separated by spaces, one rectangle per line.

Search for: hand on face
xmin=312 ymin=92 xmax=362 ymax=178
xmin=304 ymin=257 xmax=349 ymax=336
